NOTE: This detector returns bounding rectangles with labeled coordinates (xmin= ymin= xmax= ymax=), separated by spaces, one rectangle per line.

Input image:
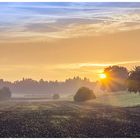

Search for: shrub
xmin=74 ymin=87 xmax=96 ymax=102
xmin=127 ymin=66 xmax=140 ymax=93
xmin=52 ymin=94 xmax=60 ymax=100
xmin=0 ymin=87 xmax=12 ymax=100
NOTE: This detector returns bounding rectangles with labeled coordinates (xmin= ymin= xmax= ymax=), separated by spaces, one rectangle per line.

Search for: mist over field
xmin=0 ymin=77 xmax=96 ymax=98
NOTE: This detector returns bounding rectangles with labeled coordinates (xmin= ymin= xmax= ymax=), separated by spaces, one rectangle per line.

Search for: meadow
xmin=0 ymin=92 xmax=139 ymax=138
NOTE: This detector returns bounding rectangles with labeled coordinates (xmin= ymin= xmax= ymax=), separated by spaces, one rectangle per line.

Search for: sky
xmin=0 ymin=2 xmax=140 ymax=81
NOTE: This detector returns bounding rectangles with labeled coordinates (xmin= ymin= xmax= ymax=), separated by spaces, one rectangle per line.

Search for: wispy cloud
xmin=0 ymin=2 xmax=140 ymax=42
xmin=45 ymin=60 xmax=140 ymax=71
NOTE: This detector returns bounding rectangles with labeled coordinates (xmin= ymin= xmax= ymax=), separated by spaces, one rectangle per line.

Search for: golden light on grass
xmin=99 ymin=73 xmax=107 ymax=79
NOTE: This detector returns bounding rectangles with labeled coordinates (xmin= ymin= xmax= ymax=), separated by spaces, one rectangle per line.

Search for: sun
xmin=100 ymin=73 xmax=107 ymax=79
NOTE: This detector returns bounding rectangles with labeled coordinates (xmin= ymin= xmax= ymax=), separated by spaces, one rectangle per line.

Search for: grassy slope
xmin=94 ymin=92 xmax=140 ymax=107
xmin=62 ymin=91 xmax=140 ymax=107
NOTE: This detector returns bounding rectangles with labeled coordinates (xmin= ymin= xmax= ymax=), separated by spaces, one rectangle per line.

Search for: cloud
xmin=44 ymin=60 xmax=140 ymax=71
xmin=0 ymin=2 xmax=140 ymax=42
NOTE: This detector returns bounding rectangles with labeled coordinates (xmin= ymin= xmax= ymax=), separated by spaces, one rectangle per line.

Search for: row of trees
xmin=0 ymin=77 xmax=96 ymax=95
xmin=100 ymin=65 xmax=140 ymax=93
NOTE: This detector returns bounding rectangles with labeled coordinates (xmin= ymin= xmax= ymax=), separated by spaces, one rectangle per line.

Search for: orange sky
xmin=0 ymin=3 xmax=140 ymax=81
xmin=0 ymin=29 xmax=140 ymax=81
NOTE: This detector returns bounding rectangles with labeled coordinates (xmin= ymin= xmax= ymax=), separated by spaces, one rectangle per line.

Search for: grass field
xmin=0 ymin=93 xmax=139 ymax=138
xmin=94 ymin=92 xmax=140 ymax=107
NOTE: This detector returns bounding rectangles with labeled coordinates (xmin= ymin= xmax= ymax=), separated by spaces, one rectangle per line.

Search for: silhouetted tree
xmin=127 ymin=66 xmax=140 ymax=94
xmin=0 ymin=87 xmax=11 ymax=100
xmin=52 ymin=94 xmax=60 ymax=100
xmin=74 ymin=87 xmax=96 ymax=102
xmin=101 ymin=65 xmax=129 ymax=92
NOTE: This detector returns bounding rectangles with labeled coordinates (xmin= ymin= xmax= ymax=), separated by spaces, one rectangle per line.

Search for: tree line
xmin=0 ymin=77 xmax=96 ymax=96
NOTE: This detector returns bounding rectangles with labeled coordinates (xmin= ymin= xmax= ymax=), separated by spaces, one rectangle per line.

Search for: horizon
xmin=0 ymin=64 xmax=139 ymax=82
xmin=0 ymin=76 xmax=93 ymax=83
xmin=0 ymin=2 xmax=140 ymax=81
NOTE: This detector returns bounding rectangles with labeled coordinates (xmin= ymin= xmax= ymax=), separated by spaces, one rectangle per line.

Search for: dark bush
xmin=52 ymin=94 xmax=60 ymax=100
xmin=0 ymin=87 xmax=12 ymax=100
xmin=74 ymin=87 xmax=96 ymax=102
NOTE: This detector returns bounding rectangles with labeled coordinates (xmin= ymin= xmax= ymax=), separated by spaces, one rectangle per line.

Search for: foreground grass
xmin=0 ymin=99 xmax=139 ymax=138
